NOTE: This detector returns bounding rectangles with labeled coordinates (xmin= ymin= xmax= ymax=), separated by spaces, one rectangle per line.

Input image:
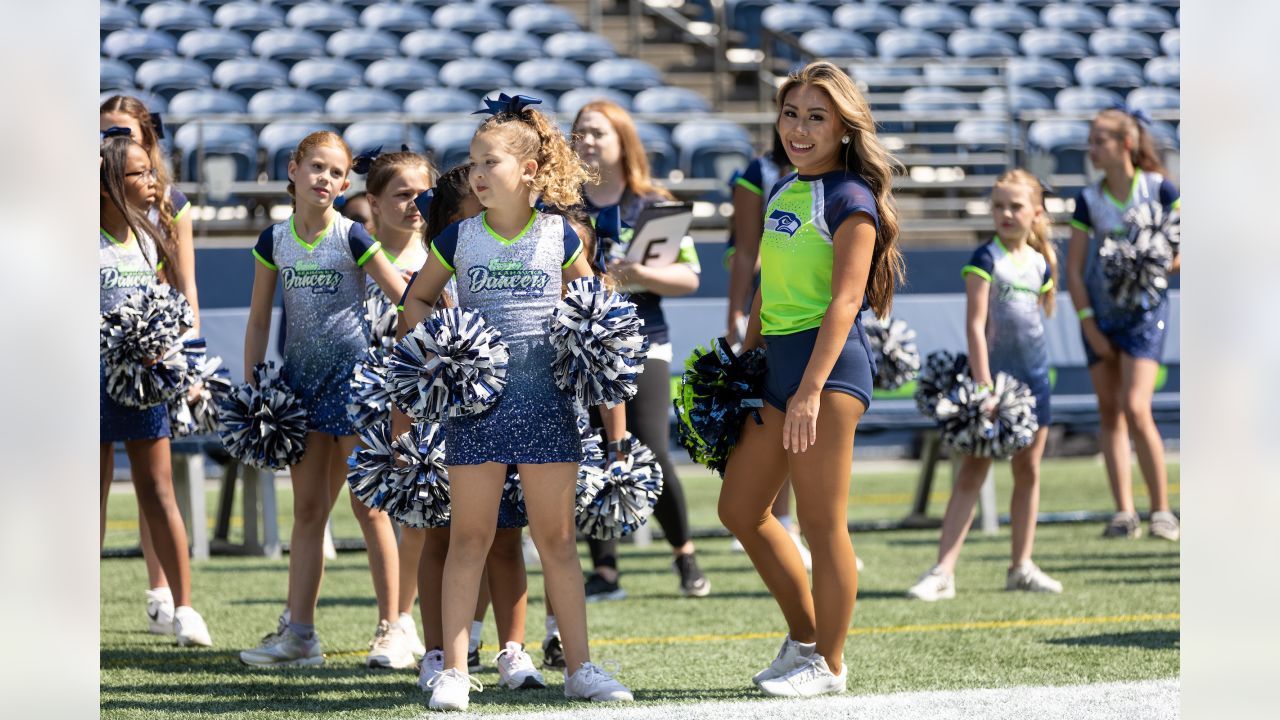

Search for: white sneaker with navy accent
xmin=751 ymin=634 xmax=816 ymax=686
xmin=564 ymin=662 xmax=633 ymax=702
xmin=496 ymin=641 xmax=547 ymax=689
xmin=426 ymin=668 xmax=481 ymax=711
xmin=146 ymin=588 xmax=175 ymax=635
xmin=418 ymin=649 xmax=445 ymax=692
xmin=758 ymin=654 xmax=847 ymax=697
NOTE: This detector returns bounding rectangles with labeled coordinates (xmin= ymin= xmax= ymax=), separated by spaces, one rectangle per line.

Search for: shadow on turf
xmin=1046 ymin=630 xmax=1178 ymax=650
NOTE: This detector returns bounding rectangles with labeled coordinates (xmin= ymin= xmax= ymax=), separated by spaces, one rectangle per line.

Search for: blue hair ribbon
xmin=353 ymin=145 xmax=384 ymax=175
xmin=1111 ymin=103 xmax=1152 ymax=127
xmin=149 ymin=112 xmax=166 ymax=140
xmin=473 ymin=93 xmax=543 ymax=117
xmin=413 ymin=189 xmax=434 ymax=222
xmin=101 ymin=126 xmax=132 ymax=140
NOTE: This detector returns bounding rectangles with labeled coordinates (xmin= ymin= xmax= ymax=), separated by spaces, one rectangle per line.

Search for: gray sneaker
xmin=1102 ymin=512 xmax=1142 ymax=539
xmin=239 ymin=627 xmax=323 ymax=668
xmin=1149 ymin=511 xmax=1180 ymax=541
xmin=564 ymin=662 xmax=633 ymax=702
xmin=752 ymin=634 xmax=815 ymax=686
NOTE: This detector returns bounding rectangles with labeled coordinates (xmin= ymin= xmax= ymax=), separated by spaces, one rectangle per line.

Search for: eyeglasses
xmin=125 ymin=168 xmax=158 ymax=182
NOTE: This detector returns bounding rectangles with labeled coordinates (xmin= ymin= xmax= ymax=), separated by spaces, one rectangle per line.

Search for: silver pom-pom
xmin=217 ymin=362 xmax=309 ymax=470
xmin=364 ymin=282 xmax=398 ymax=348
xmin=346 ymin=421 xmax=401 ymax=510
xmin=914 ymin=350 xmax=968 ymax=418
xmin=938 ymin=373 xmax=1038 ymax=459
xmin=575 ymin=436 xmax=664 ymax=540
xmin=167 ymin=338 xmax=232 ymax=437
xmin=1100 ymin=202 xmax=1180 ymax=312
xmin=386 ymin=422 xmax=451 ymax=528
xmin=575 ymin=413 xmax=607 ymax=515
xmin=864 ymin=316 xmax=921 ymax=391
xmin=386 ymin=308 xmax=510 ymax=421
xmin=346 ymin=338 xmax=394 ymax=432
xmin=549 ymin=276 xmax=650 ymax=408
xmin=101 ymin=284 xmax=196 ymax=408
xmin=502 ymin=468 xmax=529 ymax=527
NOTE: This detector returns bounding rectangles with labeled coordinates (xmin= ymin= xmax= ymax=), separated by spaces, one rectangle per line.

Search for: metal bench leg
xmin=256 ymin=466 xmax=282 ymax=559
xmin=902 ymin=430 xmax=943 ymax=528
xmin=171 ymin=452 xmax=209 ymax=561
xmin=213 ymin=461 xmax=238 ymax=543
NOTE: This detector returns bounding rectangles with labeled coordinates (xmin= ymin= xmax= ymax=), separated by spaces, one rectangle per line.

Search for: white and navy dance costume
xmin=759 ymin=170 xmax=880 ymax=411
xmin=100 ymin=228 xmax=169 ymax=442
xmin=1071 ymin=170 xmax=1180 ymax=365
xmin=428 ymin=210 xmax=584 ymax=466
xmin=962 ymin=238 xmax=1055 ymax=427
xmin=253 ymin=215 xmax=382 ymax=436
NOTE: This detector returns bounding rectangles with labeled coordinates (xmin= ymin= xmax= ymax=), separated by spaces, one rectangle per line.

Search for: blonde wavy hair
xmin=993 ymin=169 xmax=1059 ymax=317
xmin=776 ymin=61 xmax=905 ymax=318
xmin=475 ymin=106 xmax=594 ymax=208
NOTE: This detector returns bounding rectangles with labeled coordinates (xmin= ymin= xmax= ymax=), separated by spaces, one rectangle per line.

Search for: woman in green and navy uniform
xmin=719 ymin=61 xmax=904 ymax=698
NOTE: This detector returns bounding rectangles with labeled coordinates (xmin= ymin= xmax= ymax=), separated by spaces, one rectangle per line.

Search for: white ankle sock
xmin=544 ymin=615 xmax=559 ymax=639
xmin=469 ymin=621 xmax=483 ymax=651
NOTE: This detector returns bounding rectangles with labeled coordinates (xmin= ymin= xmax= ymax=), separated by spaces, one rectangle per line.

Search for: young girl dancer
xmin=100 ymin=95 xmax=201 ymax=634
xmin=906 ymin=169 xmax=1064 ymax=601
xmin=718 ymin=61 xmax=903 ymax=697
xmin=99 ymin=135 xmax=211 ymax=647
xmin=399 ymin=96 xmax=632 ymax=710
xmin=237 ymin=131 xmax=411 ymax=669
xmin=1066 ymin=108 xmax=1180 ymax=541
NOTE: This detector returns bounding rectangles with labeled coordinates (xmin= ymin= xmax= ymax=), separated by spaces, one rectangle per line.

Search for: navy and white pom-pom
xmin=575 ymin=413 xmax=607 ymax=514
xmin=346 ymin=421 xmax=401 ymax=511
xmin=105 ymin=332 xmax=192 ymax=409
xmin=386 ymin=308 xmax=509 ymax=421
xmin=914 ymin=350 xmax=969 ymax=419
xmin=217 ymin=362 xmax=308 ymax=470
xmin=346 ymin=339 xmax=394 ymax=432
xmin=386 ymin=422 xmax=451 ymax=528
xmin=673 ymin=338 xmax=766 ymax=477
xmin=549 ymin=276 xmax=650 ymax=408
xmin=864 ymin=316 xmax=921 ymax=391
xmin=364 ymin=282 xmax=398 ymax=349
xmin=100 ymin=283 xmax=193 ymax=370
xmin=937 ymin=373 xmax=1038 ymax=459
xmin=502 ymin=468 xmax=529 ymax=527
xmin=575 ymin=436 xmax=664 ymax=540
xmin=173 ymin=350 xmax=233 ymax=437
xmin=1101 ymin=202 xmax=1180 ymax=312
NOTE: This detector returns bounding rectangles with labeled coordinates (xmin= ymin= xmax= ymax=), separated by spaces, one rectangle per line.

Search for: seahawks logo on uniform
xmin=766 ymin=209 xmax=802 ymax=237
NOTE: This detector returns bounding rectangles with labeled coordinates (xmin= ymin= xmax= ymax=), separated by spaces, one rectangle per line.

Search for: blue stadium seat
xmin=923 ymin=63 xmax=998 ymax=86
xmin=1108 ymin=3 xmax=1174 ymax=32
xmin=979 ymin=86 xmax=1052 ymax=115
xmin=101 ymin=59 xmax=136 ymax=92
xmin=970 ymin=2 xmax=1037 ymax=33
xmin=168 ymin=88 xmax=247 ymax=116
xmin=141 ymin=2 xmax=212 ymax=33
xmin=173 ymin=122 xmax=258 ymax=182
xmin=1028 ymin=118 xmax=1090 ymax=174
xmin=100 ymin=90 xmax=169 ymax=115
xmin=902 ymin=87 xmax=977 ymax=133
xmin=1089 ymin=29 xmax=1159 ymax=60
xmin=366 ymin=59 xmax=439 ymax=95
xmin=432 ymin=4 xmax=505 ymax=36
xmin=948 ymin=28 xmax=1019 ymax=58
xmin=632 ymin=86 xmax=711 ymax=115
xmin=286 ymin=2 xmax=357 ymax=34
xmin=724 ymin=0 xmax=776 ymax=49
xmin=557 ymin=87 xmax=633 ymax=118
xmin=512 ymin=59 xmax=585 ymax=97
xmin=213 ymin=2 xmax=285 ymax=34
xmin=480 ymin=0 xmax=539 ymax=14
xmin=102 ymin=2 xmax=140 ymax=35
xmin=472 ymin=30 xmax=545 ymax=64
xmin=900 ymin=3 xmax=969 ymax=33
xmin=1075 ymin=56 xmax=1145 ymax=90
xmin=1054 ymin=86 xmax=1125 ymax=113
xmin=345 ymin=121 xmax=426 ymax=155
xmin=438 ymin=58 xmax=514 ymax=94
xmin=1161 ymin=29 xmax=1179 ymax=58
xmin=1126 ymin=86 xmax=1179 ymax=113
xmin=196 ymin=0 xmax=256 ymax=8
xmin=832 ymin=4 xmax=900 ymax=36
xmin=544 ymin=32 xmax=617 ymax=63
xmin=326 ymin=28 xmax=399 ymax=65
xmin=121 ymin=0 xmax=168 ymax=10
xmin=260 ymin=0 xmax=319 ymax=8
xmin=633 ymin=121 xmax=677 ymax=179
xmin=586 ymin=59 xmax=664 ymax=94
xmin=360 ymin=3 xmax=433 ymax=35
xmin=135 ymin=58 xmax=212 ymax=98
xmin=213 ymin=57 xmax=289 ymax=96
xmin=1039 ymin=3 xmax=1105 ymax=32
xmin=1145 ymin=119 xmax=1178 ymax=151
xmin=252 ymin=28 xmax=325 ymax=63
xmin=259 ymin=120 xmax=337 ymax=180
xmin=1007 ymin=57 xmax=1073 ymax=90
xmin=671 ymin=121 xmax=753 ymax=181
xmin=401 ymin=29 xmax=472 ymax=64
xmin=1144 ymin=56 xmax=1179 ymax=87
xmin=289 ymin=58 xmax=364 ymax=93
xmin=507 ymin=4 xmax=580 ymax=38
xmin=247 ymin=88 xmax=326 ymax=116
xmin=103 ymin=29 xmax=178 ymax=65
xmin=761 ymin=5 xmax=831 ymax=61
xmin=876 ymin=28 xmax=948 ymax=60
xmin=1019 ymin=28 xmax=1088 ymax=60
xmin=955 ymin=118 xmax=1021 ymax=152
xmin=798 ymin=29 xmax=872 ymax=60
xmin=178 ymin=28 xmax=251 ymax=64
xmin=404 ymin=88 xmax=480 ymax=115
xmin=326 ymin=88 xmax=402 ymax=115
xmin=425 ymin=119 xmax=483 ymax=170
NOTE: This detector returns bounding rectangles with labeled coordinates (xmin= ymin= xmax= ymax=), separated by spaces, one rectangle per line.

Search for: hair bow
xmin=413 ymin=189 xmax=434 ymax=222
xmin=1110 ymin=103 xmax=1152 ymax=127
xmin=353 ymin=146 xmax=383 ymax=175
xmin=1035 ymin=176 xmax=1056 ymax=197
xmin=401 ymin=144 xmax=411 ymax=152
xmin=149 ymin=112 xmax=166 ymax=140
xmin=473 ymin=93 xmax=543 ymax=117
xmin=101 ymin=126 xmax=132 ymax=140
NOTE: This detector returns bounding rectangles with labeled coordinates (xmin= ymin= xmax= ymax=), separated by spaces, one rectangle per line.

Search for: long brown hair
xmin=99 ymin=95 xmax=179 ymax=248
xmin=476 ymin=104 xmax=593 ymax=208
xmin=993 ymin=169 xmax=1059 ymax=317
xmin=776 ymin=61 xmax=905 ymax=317
xmin=572 ymin=100 xmax=673 ymax=201
xmin=100 ymin=136 xmax=177 ymax=275
xmin=287 ymin=131 xmax=353 ymax=210
xmin=362 ymin=150 xmax=434 ymax=237
xmin=1092 ymin=108 xmax=1165 ymax=175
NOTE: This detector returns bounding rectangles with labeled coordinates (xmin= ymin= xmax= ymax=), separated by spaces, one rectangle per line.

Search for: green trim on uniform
xmin=734 ymin=176 xmax=763 ymax=196
xmin=290 ymin=215 xmax=336 ymax=252
xmin=961 ymin=265 xmax=992 ymax=283
xmin=356 ymin=241 xmax=382 ymax=267
xmin=430 ymin=241 xmax=455 ymax=272
xmin=1069 ymin=219 xmax=1091 ymax=233
xmin=172 ymin=201 xmax=192 ymax=222
xmin=1170 ymin=198 xmax=1181 ymax=211
xmin=100 ymin=227 xmax=126 ymax=246
xmin=481 ymin=210 xmax=536 ymax=246
xmin=1040 ymin=278 xmax=1054 ymax=294
xmin=1103 ymin=170 xmax=1143 ymax=210
xmin=252 ymin=248 xmax=278 ymax=271
xmin=562 ymin=239 xmax=583 ymax=269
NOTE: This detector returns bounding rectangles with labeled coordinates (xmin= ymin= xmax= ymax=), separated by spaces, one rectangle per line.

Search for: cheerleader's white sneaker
xmin=239 ymin=627 xmax=324 ymax=668
xmin=146 ymin=588 xmax=175 ymax=635
xmin=495 ymin=641 xmax=547 ymax=689
xmin=367 ymin=619 xmax=416 ymax=669
xmin=418 ymin=649 xmax=445 ymax=692
xmin=564 ymin=662 xmax=633 ymax=702
xmin=906 ymin=566 xmax=956 ymax=601
xmin=758 ymin=654 xmax=847 ymax=697
xmin=751 ymin=634 xmax=816 ymax=686
xmin=173 ymin=606 xmax=212 ymax=647
xmin=399 ymin=613 xmax=427 ymax=657
xmin=426 ymin=668 xmax=481 ymax=711
xmin=1006 ymin=561 xmax=1063 ymax=594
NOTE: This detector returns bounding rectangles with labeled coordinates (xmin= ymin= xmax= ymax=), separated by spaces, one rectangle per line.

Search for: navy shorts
xmin=762 ymin=323 xmax=876 ymax=413
xmin=1082 ymin=302 xmax=1169 ymax=366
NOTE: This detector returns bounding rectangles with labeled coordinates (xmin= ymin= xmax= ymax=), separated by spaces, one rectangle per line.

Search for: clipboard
xmin=623 ymin=201 xmax=694 ymax=267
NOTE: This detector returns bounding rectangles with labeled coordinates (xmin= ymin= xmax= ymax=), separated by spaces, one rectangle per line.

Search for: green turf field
xmin=101 ymin=459 xmax=1179 ymax=718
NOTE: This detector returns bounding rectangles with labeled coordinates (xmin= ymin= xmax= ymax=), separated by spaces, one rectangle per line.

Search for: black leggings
xmin=588 ymin=356 xmax=691 ymax=570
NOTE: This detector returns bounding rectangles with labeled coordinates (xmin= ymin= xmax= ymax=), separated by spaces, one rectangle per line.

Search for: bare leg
xmin=439 ymin=463 xmax=504 ymax=672
xmin=1089 ymin=357 xmax=1134 ymax=513
xmin=520 ymin=462 xmax=591 ymax=670
xmin=935 ymin=454 xmax=995 ymax=574
xmin=139 ymin=509 xmax=169 ymax=590
xmin=340 ymin=435 xmax=399 ymax=624
xmin=418 ymin=528 xmax=450 ymax=650
xmin=101 ymin=443 xmax=114 ymax=547
xmin=1120 ymin=356 xmax=1170 ymax=513
xmin=486 ymin=528 xmax=527 ymax=646
xmin=1009 ymin=427 xmax=1050 ymax=568
xmin=284 ymin=432 xmax=345 ymax=625
xmin=125 ymin=438 xmax=192 ymax=608
xmin=397 ymin=527 xmax=426 ymax=616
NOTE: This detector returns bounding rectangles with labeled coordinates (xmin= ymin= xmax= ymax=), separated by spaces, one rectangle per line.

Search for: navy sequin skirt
xmin=100 ymin=364 xmax=170 ymax=443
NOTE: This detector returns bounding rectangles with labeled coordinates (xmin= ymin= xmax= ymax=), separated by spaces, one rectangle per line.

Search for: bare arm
xmin=363 ymin=252 xmax=408 ymax=311
xmin=173 ymin=211 xmax=200 ymax=334
xmin=1066 ymin=226 xmax=1114 ymax=360
xmin=242 ymin=263 xmax=278 ymax=384
xmin=742 ymin=287 xmax=764 ymax=352
xmin=963 ymin=273 xmax=993 ymax=386
xmin=608 ymin=258 xmax=700 ymax=296
xmin=727 ymin=185 xmax=764 ymax=342
xmin=397 ymin=255 xmax=453 ymax=340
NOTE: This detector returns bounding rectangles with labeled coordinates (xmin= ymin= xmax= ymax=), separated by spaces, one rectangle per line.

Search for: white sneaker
xmin=1149 ymin=511 xmax=1181 ymax=541
xmin=399 ymin=613 xmax=427 ymax=657
xmin=496 ymin=641 xmax=547 ymax=689
xmin=906 ymin=566 xmax=956 ymax=601
xmin=856 ymin=555 xmax=865 ymax=572
xmin=758 ymin=654 xmax=847 ymax=697
xmin=730 ymin=536 xmax=745 ymax=552
xmin=418 ymin=649 xmax=445 ymax=692
xmin=1006 ymin=561 xmax=1064 ymax=594
xmin=173 ymin=606 xmax=212 ymax=647
xmin=751 ymin=634 xmax=816 ymax=686
xmin=564 ymin=662 xmax=634 ymax=702
xmin=426 ymin=668 xmax=482 ymax=711
xmin=146 ymin=588 xmax=175 ymax=635
xmin=787 ymin=528 xmax=813 ymax=571
xmin=240 ymin=627 xmax=324 ymax=667
xmin=367 ymin=619 xmax=416 ymax=669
